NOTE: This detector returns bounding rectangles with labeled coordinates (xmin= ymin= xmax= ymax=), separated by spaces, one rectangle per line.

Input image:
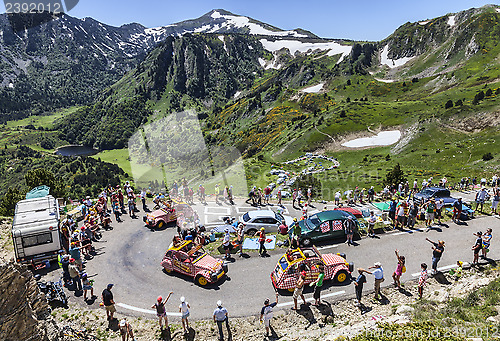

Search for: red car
xmin=161 ymin=241 xmax=228 ymax=286
xmin=271 ymin=246 xmax=353 ymax=291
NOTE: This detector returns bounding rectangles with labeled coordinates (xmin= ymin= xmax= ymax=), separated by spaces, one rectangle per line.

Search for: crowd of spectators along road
xmin=53 ymin=173 xmax=499 ymax=340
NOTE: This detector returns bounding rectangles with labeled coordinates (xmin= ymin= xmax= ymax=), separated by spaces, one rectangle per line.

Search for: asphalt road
xmin=61 ymin=198 xmax=500 ymax=320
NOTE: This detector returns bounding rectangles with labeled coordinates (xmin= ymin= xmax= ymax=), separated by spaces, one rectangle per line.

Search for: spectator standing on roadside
xmin=277 ymin=189 xmax=282 ymax=206
xmin=179 ymin=296 xmax=190 ymax=333
xmin=307 ymin=186 xmax=312 ymax=205
xmin=68 ymin=258 xmax=82 ymax=291
xmin=475 ymin=187 xmax=488 ymax=213
xmin=343 ymin=216 xmax=355 ymax=245
xmin=292 ymin=268 xmax=306 ymax=310
xmin=119 ymin=318 xmax=136 ymax=341
xmin=353 ymin=268 xmax=367 ymax=307
xmin=367 ymin=187 xmax=375 ymax=203
xmin=237 ymin=223 xmax=245 ymax=257
xmin=392 ymin=249 xmax=405 ymax=289
xmin=152 ymin=292 xmax=173 ymax=330
xmin=423 ymin=199 xmax=436 ymax=229
xmin=395 ymin=202 xmax=406 ymax=229
xmin=260 ymin=293 xmax=279 ymax=337
xmin=140 ymin=189 xmax=147 ymax=211
xmin=388 ymin=198 xmax=397 ymax=227
xmin=213 ymin=300 xmax=230 ymax=341
xmin=82 ymin=273 xmax=94 ymax=301
xmin=61 ymin=254 xmax=72 ymax=286
xmin=335 ymin=191 xmax=341 ymax=206
xmin=256 ymin=227 xmax=267 ymax=257
xmin=407 ymin=201 xmax=418 ymax=229
xmin=472 ymin=231 xmax=483 ymax=265
xmin=367 ymin=211 xmax=376 ymax=237
xmin=264 ymin=186 xmax=271 ymax=205
xmin=417 ymin=263 xmax=428 ymax=299
xmin=482 ymin=228 xmax=493 ymax=258
xmin=426 ymin=238 xmax=445 ymax=275
xmin=311 ymin=264 xmax=325 ymax=306
xmin=435 ymin=199 xmax=444 ymax=225
xmin=222 ymin=228 xmax=231 ymax=260
xmin=368 ymin=262 xmax=384 ymax=300
xmin=68 ymin=242 xmax=84 ymax=271
xmin=102 ymin=284 xmax=116 ymax=321
xmin=452 ymin=198 xmax=463 ymax=223
xmin=491 ymin=187 xmax=500 ymax=215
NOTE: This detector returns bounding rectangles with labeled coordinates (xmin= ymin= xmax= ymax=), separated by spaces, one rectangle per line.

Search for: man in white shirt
xmin=222 ymin=229 xmax=231 ymax=260
xmin=367 ymin=262 xmax=384 ymax=300
xmin=475 ymin=187 xmax=488 ymax=213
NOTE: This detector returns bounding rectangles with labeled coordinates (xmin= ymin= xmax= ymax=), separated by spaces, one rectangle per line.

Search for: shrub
xmin=444 ymin=100 xmax=453 ymax=109
xmin=483 ymin=152 xmax=494 ymax=161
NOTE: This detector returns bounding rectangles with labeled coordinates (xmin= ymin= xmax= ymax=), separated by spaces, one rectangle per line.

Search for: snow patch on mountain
xmin=375 ymin=78 xmax=395 ymax=83
xmin=260 ymin=39 xmax=352 ymax=63
xmin=210 ymin=10 xmax=307 ymax=37
xmin=447 ymin=15 xmax=456 ymax=27
xmin=302 ymin=83 xmax=324 ymax=93
xmin=418 ymin=21 xmax=430 ymax=25
xmin=380 ymin=45 xmax=413 ymax=68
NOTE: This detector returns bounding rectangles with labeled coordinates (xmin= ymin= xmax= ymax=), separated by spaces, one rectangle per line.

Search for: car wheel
xmin=157 ymin=221 xmax=164 ymax=229
xmin=287 ymin=288 xmax=295 ymax=293
xmin=334 ymin=270 xmax=349 ymax=283
xmin=301 ymin=238 xmax=312 ymax=247
xmin=163 ymin=267 xmax=172 ymax=274
xmin=196 ymin=275 xmax=209 ymax=286
xmin=247 ymin=229 xmax=257 ymax=236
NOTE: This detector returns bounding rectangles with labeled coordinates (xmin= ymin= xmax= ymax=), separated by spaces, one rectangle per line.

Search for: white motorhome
xmin=12 ymin=195 xmax=62 ymax=264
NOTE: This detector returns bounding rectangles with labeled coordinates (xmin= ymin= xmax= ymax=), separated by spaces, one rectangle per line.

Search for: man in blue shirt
xmin=389 ymin=198 xmax=397 ymax=227
xmin=213 ymin=300 xmax=230 ymax=341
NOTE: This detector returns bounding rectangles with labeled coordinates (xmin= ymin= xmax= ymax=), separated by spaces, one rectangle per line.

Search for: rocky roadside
xmin=47 ymin=264 xmax=499 ymax=340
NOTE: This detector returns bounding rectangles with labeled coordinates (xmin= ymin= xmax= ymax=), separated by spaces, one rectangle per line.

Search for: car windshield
xmin=420 ymin=189 xmax=434 ymax=196
xmin=242 ymin=213 xmax=251 ymax=222
xmin=305 ymin=215 xmax=320 ymax=230
xmin=278 ymin=256 xmax=288 ymax=271
xmin=435 ymin=190 xmax=451 ymax=197
xmin=275 ymin=212 xmax=285 ymax=223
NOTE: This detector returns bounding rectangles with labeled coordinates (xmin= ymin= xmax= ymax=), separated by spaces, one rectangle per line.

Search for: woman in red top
xmin=257 ymin=227 xmax=267 ymax=257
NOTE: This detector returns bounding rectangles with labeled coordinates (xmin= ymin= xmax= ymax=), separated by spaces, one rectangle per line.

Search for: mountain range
xmin=0 ymin=4 xmax=498 ymax=199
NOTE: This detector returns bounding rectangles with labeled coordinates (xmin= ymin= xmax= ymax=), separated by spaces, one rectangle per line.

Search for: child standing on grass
xmin=418 ymin=263 xmax=428 ymax=299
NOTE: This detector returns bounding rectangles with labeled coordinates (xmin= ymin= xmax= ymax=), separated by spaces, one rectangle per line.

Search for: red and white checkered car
xmin=271 ymin=246 xmax=353 ymax=291
xmin=161 ymin=240 xmax=228 ymax=286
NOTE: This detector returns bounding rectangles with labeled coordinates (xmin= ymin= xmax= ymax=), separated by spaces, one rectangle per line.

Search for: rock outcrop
xmin=0 ymin=258 xmax=59 ymax=341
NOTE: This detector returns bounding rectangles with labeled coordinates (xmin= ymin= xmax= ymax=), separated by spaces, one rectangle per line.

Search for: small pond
xmin=55 ymin=145 xmax=99 ymax=157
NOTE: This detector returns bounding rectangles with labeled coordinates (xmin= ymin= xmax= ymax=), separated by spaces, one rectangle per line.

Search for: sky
xmin=1 ymin=0 xmax=499 ymax=40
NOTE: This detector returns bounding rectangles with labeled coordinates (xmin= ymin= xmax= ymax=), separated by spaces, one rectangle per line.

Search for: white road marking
xmin=276 ymin=290 xmax=345 ymax=307
xmin=318 ymin=245 xmax=339 ymax=251
xmin=204 ymin=207 xmax=231 ymax=215
xmin=392 ymin=229 xmax=423 ymax=236
xmin=411 ymin=264 xmax=457 ymax=277
xmin=117 ymin=303 xmax=182 ymax=316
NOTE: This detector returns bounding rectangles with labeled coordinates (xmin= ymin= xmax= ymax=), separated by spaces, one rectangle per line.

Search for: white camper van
xmin=12 ymin=195 xmax=62 ymax=264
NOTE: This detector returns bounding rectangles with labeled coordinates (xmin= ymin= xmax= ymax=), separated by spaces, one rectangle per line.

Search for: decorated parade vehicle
xmin=271 ymin=246 xmax=353 ymax=291
xmin=161 ymin=240 xmax=228 ymax=286
xmin=288 ymin=210 xmax=359 ymax=246
xmin=143 ymin=206 xmax=176 ymax=228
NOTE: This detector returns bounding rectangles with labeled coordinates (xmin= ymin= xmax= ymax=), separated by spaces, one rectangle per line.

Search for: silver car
xmin=239 ymin=210 xmax=294 ymax=235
